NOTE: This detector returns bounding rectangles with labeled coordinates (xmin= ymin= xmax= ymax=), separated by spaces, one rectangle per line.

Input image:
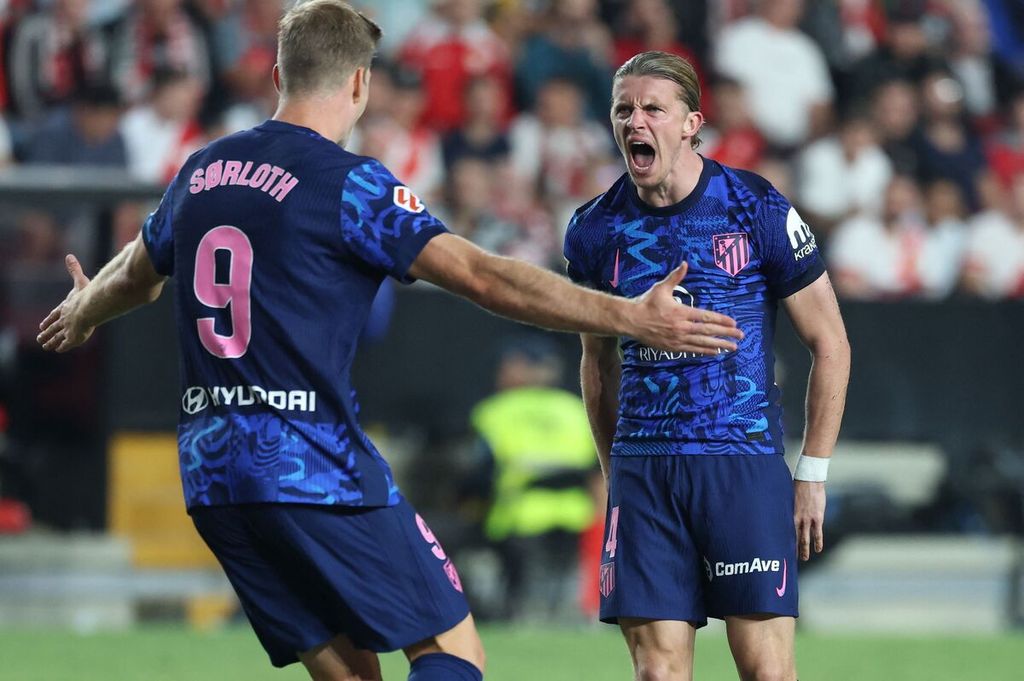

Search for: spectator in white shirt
xmin=714 ymin=0 xmax=834 ymax=149
xmin=962 ymin=174 xmax=1024 ymax=299
xmin=797 ymin=110 xmax=893 ymax=230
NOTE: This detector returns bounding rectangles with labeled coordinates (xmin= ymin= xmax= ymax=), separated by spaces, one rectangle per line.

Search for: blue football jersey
xmin=142 ymin=120 xmax=447 ymax=508
xmin=563 ymin=158 xmax=825 ymax=456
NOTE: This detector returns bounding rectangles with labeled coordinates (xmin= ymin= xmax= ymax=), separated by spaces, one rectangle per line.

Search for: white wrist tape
xmin=794 ymin=454 xmax=830 ymax=482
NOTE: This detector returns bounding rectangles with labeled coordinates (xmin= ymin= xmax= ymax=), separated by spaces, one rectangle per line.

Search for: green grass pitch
xmin=1 ymin=625 xmax=1021 ymax=680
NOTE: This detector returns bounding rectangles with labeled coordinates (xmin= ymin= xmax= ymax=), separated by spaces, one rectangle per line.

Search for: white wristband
xmin=794 ymin=454 xmax=830 ymax=482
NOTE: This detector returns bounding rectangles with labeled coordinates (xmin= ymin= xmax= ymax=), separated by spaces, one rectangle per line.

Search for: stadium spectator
xmin=432 ymin=156 xmax=524 ymax=258
xmin=962 ymin=172 xmax=1024 ymax=298
xmin=23 ymin=82 xmax=126 ymax=166
xmin=714 ymin=0 xmax=834 ymax=150
xmin=5 ymin=0 xmax=106 ymax=120
xmin=612 ymin=0 xmax=710 ymax=112
xmin=509 ymin=77 xmax=617 ymax=228
xmin=947 ymin=1 xmax=1001 ymax=128
xmin=514 ymin=0 xmax=613 ymax=120
xmin=796 ymin=110 xmax=893 ymax=229
xmin=398 ymin=0 xmax=511 ymax=132
xmin=441 ymin=74 xmax=511 ymax=169
xmin=100 ymin=0 xmax=211 ymax=106
xmin=351 ymin=65 xmax=444 ymax=202
xmin=985 ymin=90 xmax=1024 ymax=188
xmin=469 ymin=336 xmax=597 ymax=622
xmin=911 ymin=69 xmax=988 ymax=211
xmin=871 ymin=77 xmax=922 ymax=174
xmin=120 ymin=68 xmax=204 ymax=184
xmin=701 ymin=76 xmax=765 ymax=172
xmin=829 ymin=174 xmax=963 ymax=299
xmin=209 ymin=0 xmax=283 ymax=118
xmin=846 ymin=4 xmax=948 ymax=107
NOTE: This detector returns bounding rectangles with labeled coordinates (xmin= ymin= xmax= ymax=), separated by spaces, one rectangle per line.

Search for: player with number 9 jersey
xmin=143 ymin=121 xmax=439 ymax=511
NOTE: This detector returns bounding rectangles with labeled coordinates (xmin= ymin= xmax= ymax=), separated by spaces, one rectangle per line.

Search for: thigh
xmin=691 ymin=455 xmax=798 ymax=620
xmin=600 ymin=456 xmax=708 ymax=627
xmin=299 ymin=634 xmax=382 ymax=681
xmin=725 ymin=614 xmax=796 ymax=681
xmin=620 ymin=618 xmax=697 ymax=681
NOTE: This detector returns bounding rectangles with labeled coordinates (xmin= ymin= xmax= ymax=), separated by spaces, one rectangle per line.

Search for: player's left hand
xmin=794 ymin=480 xmax=825 ymax=561
xmin=37 ymin=254 xmax=94 ymax=353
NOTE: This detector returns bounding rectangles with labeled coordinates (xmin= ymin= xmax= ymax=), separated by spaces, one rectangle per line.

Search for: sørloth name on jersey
xmin=188 ymin=159 xmax=300 ymax=203
xmin=182 ymin=385 xmax=317 ymax=415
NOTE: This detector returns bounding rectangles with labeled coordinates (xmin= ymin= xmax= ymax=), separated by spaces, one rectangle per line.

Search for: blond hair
xmin=614 ymin=51 xmax=702 ymax=148
xmin=277 ymin=0 xmax=382 ymax=96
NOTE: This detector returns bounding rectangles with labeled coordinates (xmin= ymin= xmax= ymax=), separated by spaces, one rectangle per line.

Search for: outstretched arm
xmin=580 ymin=333 xmax=621 ymax=484
xmin=37 ymin=233 xmax=166 ymax=353
xmin=781 ymin=272 xmax=850 ymax=561
xmin=408 ymin=233 xmax=744 ymax=354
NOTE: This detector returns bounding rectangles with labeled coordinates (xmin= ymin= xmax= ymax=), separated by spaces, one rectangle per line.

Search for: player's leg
xmin=620 ymin=618 xmax=697 ymax=681
xmin=299 ymin=634 xmax=383 ymax=681
xmin=402 ymin=613 xmax=486 ymax=680
xmin=724 ymin=615 xmax=796 ymax=681
xmin=601 ymin=456 xmax=708 ymax=681
xmin=692 ymin=455 xmax=800 ymax=681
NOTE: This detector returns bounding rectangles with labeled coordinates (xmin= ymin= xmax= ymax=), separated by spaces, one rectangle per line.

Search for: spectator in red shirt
xmin=398 ymin=0 xmax=512 ymax=132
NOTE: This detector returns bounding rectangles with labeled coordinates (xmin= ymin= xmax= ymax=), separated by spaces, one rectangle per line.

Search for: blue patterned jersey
xmin=142 ymin=120 xmax=446 ymax=508
xmin=563 ymin=158 xmax=825 ymax=456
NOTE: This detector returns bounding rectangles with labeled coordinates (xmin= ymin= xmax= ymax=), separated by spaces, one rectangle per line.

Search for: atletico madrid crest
xmin=712 ymin=233 xmax=750 ymax=276
xmin=599 ymin=562 xmax=615 ymax=598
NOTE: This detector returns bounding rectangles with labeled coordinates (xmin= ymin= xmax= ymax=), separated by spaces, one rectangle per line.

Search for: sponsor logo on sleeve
xmin=393 ymin=186 xmax=425 ymax=213
xmin=786 ymin=207 xmax=817 ymax=261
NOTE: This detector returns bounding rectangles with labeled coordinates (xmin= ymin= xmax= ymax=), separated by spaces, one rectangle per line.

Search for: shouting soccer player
xmin=564 ymin=51 xmax=851 ymax=681
xmin=36 ymin=5 xmax=744 ymax=681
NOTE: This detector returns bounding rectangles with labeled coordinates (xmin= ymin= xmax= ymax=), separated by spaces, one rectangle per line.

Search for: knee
xmin=634 ymin=653 xmax=687 ymax=681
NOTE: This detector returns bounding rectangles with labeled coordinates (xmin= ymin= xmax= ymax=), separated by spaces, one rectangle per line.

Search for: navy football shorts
xmin=191 ymin=499 xmax=470 ymax=667
xmin=598 ymin=454 xmax=798 ymax=627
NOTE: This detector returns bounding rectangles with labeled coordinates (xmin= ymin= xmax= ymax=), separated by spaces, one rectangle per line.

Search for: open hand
xmin=630 ymin=262 xmax=744 ymax=354
xmin=37 ymin=254 xmax=94 ymax=353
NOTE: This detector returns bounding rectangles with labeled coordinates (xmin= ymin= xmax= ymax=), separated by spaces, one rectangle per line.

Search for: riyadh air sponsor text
xmin=182 ymin=385 xmax=317 ymax=414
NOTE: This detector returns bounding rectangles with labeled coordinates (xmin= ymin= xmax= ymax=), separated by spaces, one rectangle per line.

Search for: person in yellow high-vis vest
xmin=470 ymin=336 xmax=598 ymax=622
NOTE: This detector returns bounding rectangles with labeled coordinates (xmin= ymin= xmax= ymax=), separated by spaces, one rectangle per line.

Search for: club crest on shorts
xmin=393 ymin=186 xmax=425 ymax=213
xmin=599 ymin=561 xmax=615 ymax=598
xmin=712 ymin=233 xmax=750 ymax=276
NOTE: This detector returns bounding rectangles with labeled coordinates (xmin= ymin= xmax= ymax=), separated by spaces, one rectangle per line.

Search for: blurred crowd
xmin=2 ymin=0 xmax=1024 ymax=301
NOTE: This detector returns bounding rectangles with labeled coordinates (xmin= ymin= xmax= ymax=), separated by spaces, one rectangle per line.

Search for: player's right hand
xmin=37 ymin=254 xmax=94 ymax=353
xmin=630 ymin=261 xmax=743 ymax=354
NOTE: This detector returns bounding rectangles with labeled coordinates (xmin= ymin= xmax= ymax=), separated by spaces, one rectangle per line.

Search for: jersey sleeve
xmin=562 ymin=209 xmax=596 ymax=287
xmin=340 ymin=158 xmax=448 ymax=283
xmin=755 ymin=187 xmax=826 ymax=298
xmin=141 ymin=178 xmax=178 ymax=277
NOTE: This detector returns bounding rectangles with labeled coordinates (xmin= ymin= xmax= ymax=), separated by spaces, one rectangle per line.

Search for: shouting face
xmin=611 ymin=75 xmax=701 ymax=196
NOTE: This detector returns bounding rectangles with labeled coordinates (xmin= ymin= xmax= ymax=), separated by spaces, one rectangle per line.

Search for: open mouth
xmin=629 ymin=142 xmax=656 ymax=170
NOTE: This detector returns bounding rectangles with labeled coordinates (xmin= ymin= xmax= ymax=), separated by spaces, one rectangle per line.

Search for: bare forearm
xmin=581 ymin=349 xmax=621 ymax=480
xmin=470 ymin=253 xmax=630 ymax=336
xmin=78 ymin=240 xmax=164 ymax=328
xmin=800 ymin=338 xmax=850 ymax=458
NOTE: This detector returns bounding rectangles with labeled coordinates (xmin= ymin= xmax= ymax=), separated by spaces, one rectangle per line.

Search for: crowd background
xmin=1 ymin=0 xmax=1023 ymax=627
xmin=1 ymin=0 xmax=1024 ymax=299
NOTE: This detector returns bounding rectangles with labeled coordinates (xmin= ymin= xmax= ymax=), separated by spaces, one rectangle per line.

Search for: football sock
xmin=407 ymin=652 xmax=482 ymax=681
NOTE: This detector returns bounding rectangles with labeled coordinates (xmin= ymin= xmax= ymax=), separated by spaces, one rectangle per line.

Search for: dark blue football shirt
xmin=142 ymin=120 xmax=446 ymax=508
xmin=563 ymin=158 xmax=825 ymax=456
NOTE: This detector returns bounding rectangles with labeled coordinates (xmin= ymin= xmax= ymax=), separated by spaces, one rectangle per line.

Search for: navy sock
xmin=407 ymin=652 xmax=482 ymax=681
